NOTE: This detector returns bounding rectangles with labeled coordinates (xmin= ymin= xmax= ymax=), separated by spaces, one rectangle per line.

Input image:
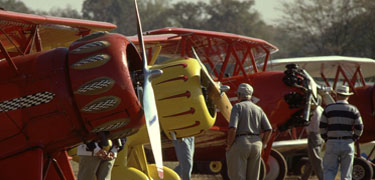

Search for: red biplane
xmin=130 ymin=27 xmax=320 ymax=180
xmin=265 ymin=56 xmax=375 ymax=180
xmin=0 ymin=2 xmax=166 ymax=179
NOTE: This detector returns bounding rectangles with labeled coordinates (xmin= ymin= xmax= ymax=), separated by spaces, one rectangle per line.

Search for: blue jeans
xmin=173 ymin=137 xmax=195 ymax=180
xmin=323 ymin=139 xmax=354 ymax=180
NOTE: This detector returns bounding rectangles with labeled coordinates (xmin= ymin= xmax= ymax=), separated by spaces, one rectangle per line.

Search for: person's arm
xmin=319 ymin=109 xmax=328 ymax=142
xmin=262 ymin=130 xmax=271 ymax=148
xmin=226 ymin=127 xmax=236 ymax=151
xmin=353 ymin=109 xmax=363 ymax=141
xmin=226 ymin=104 xmax=239 ymax=151
xmin=260 ymin=110 xmax=272 ymax=148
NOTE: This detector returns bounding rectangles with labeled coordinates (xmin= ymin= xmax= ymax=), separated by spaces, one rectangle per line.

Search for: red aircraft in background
xmin=266 ymin=56 xmax=375 ymax=180
xmin=0 ymin=4 xmax=164 ymax=179
xmin=131 ymin=27 xmax=319 ymax=180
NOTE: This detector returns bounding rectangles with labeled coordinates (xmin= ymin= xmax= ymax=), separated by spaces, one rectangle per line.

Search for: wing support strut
xmin=0 ymin=40 xmax=19 ymax=74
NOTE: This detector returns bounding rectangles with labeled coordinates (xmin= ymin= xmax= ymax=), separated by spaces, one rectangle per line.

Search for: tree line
xmin=1 ymin=0 xmax=374 ymax=59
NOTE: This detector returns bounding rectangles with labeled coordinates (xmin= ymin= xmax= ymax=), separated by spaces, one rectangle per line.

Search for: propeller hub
xmin=148 ymin=69 xmax=163 ymax=81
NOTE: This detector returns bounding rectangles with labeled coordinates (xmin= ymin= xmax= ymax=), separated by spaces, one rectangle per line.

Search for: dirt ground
xmin=70 ymin=160 xmax=326 ymax=180
xmin=190 ymin=174 xmax=320 ymax=180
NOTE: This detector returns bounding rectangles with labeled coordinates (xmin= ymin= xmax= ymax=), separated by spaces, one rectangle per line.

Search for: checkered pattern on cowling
xmin=82 ymin=98 xmax=118 ymax=112
xmin=72 ymin=54 xmax=108 ymax=68
xmin=0 ymin=92 xmax=55 ymax=112
xmin=70 ymin=41 xmax=108 ymax=54
xmin=91 ymin=121 xmax=128 ymax=133
xmin=77 ymin=79 xmax=112 ymax=93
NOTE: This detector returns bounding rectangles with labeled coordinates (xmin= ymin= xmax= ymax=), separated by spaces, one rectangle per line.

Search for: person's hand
xmin=96 ymin=149 xmax=108 ymax=160
xmin=105 ymin=151 xmax=115 ymax=160
xmin=225 ymin=145 xmax=231 ymax=152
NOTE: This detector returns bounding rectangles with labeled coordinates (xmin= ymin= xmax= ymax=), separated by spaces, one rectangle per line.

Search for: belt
xmin=236 ymin=133 xmax=259 ymax=137
xmin=327 ymin=136 xmax=352 ymax=140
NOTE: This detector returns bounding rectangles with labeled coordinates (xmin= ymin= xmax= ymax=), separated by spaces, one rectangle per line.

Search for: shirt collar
xmin=336 ymin=100 xmax=348 ymax=104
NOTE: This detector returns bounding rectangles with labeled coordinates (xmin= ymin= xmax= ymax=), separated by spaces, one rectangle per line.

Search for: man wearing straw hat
xmin=320 ymin=85 xmax=363 ymax=180
xmin=225 ymin=83 xmax=272 ymax=180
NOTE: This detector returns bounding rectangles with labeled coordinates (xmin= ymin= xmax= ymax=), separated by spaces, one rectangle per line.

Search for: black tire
xmin=265 ymin=149 xmax=288 ymax=180
xmin=196 ymin=161 xmax=222 ymax=175
xmin=260 ymin=159 xmax=266 ymax=180
xmin=293 ymin=157 xmax=310 ymax=175
xmin=352 ymin=157 xmax=373 ymax=180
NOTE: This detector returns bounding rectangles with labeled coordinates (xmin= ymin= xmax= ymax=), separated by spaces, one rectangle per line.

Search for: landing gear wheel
xmin=353 ymin=157 xmax=373 ymax=180
xmin=265 ymin=149 xmax=287 ymax=180
xmin=208 ymin=161 xmax=222 ymax=174
xmin=371 ymin=163 xmax=375 ymax=179
xmin=196 ymin=161 xmax=222 ymax=174
xmin=293 ymin=157 xmax=310 ymax=175
xmin=260 ymin=159 xmax=266 ymax=180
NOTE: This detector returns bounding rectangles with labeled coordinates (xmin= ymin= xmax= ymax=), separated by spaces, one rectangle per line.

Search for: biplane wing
xmin=0 ymin=7 xmax=168 ymax=180
xmin=129 ymin=27 xmax=278 ymax=75
xmin=129 ymin=27 xmax=279 ymax=122
xmin=129 ymin=27 xmax=280 ymax=133
xmin=129 ymin=28 xmax=327 ymax=180
xmin=0 ymin=10 xmax=116 ymax=58
xmin=266 ymin=56 xmax=375 ymax=79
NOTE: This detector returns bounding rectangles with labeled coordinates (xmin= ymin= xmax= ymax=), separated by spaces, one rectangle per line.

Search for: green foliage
xmin=5 ymin=0 xmax=374 ymax=59
xmin=167 ymin=0 xmax=272 ymax=41
xmin=0 ymin=0 xmax=81 ymax=18
xmin=276 ymin=0 xmax=375 ymax=58
xmin=168 ymin=1 xmax=207 ymax=29
xmin=47 ymin=6 xmax=82 ymax=19
xmin=82 ymin=0 xmax=133 ymax=34
xmin=82 ymin=0 xmax=171 ymax=35
xmin=203 ymin=0 xmax=259 ymax=35
xmin=0 ymin=0 xmax=32 ymax=13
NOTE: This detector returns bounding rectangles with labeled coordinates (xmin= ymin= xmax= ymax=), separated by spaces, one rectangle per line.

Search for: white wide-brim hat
xmin=237 ymin=83 xmax=253 ymax=97
xmin=335 ymin=85 xmax=354 ymax=96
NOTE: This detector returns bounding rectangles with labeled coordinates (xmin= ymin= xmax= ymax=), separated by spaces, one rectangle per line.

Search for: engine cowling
xmin=68 ymin=32 xmax=144 ymax=140
xmin=0 ymin=32 xmax=144 ymax=158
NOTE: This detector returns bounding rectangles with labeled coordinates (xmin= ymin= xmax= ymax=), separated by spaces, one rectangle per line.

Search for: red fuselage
xmin=163 ymin=70 xmax=306 ymax=161
xmin=0 ymin=33 xmax=144 ymax=179
xmin=350 ymin=85 xmax=375 ymax=143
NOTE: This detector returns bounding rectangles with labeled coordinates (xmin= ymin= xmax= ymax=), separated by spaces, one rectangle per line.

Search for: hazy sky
xmin=20 ymin=0 xmax=282 ymax=23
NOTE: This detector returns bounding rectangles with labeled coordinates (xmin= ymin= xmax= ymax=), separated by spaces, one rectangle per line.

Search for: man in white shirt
xmin=226 ymin=83 xmax=272 ymax=180
xmin=301 ymin=96 xmax=324 ymax=180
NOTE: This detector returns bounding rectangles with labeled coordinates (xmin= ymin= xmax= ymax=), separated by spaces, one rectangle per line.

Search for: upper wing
xmin=129 ymin=27 xmax=278 ymax=77
xmin=266 ymin=56 xmax=375 ymax=79
xmin=0 ymin=10 xmax=116 ymax=58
